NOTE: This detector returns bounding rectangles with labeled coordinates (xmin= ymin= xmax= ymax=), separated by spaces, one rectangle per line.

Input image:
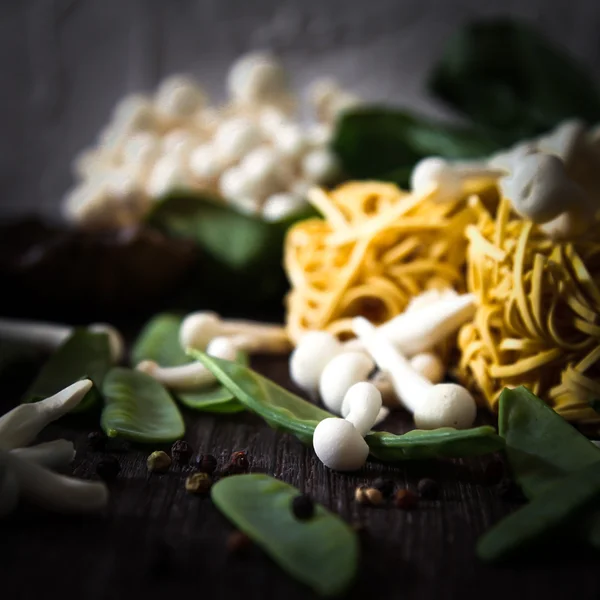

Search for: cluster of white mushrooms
xmin=410 ymin=119 xmax=600 ymax=240
xmin=64 ymin=52 xmax=360 ymax=228
xmin=0 ymin=380 xmax=109 ymax=517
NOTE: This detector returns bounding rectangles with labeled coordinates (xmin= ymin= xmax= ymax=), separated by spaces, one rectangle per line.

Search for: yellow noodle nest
xmin=458 ymin=195 xmax=600 ymax=426
xmin=284 ymin=181 xmax=485 ymax=342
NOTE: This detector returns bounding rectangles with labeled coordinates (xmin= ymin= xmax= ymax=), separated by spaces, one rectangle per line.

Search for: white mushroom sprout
xmin=0 ymin=380 xmax=109 ymax=517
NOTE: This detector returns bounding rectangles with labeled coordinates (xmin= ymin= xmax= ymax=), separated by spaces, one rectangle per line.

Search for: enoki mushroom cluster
xmin=284 ymin=181 xmax=489 ymax=343
xmin=458 ymin=195 xmax=600 ymax=426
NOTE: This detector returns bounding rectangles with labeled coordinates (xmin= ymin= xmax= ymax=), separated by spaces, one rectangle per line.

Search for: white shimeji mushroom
xmin=121 ymin=132 xmax=161 ymax=168
xmin=154 ymin=75 xmax=207 ymax=119
xmin=353 ymin=317 xmax=476 ymax=430
xmin=239 ymin=145 xmax=283 ymax=197
xmin=302 ymin=149 xmax=340 ymax=184
xmin=272 ymin=124 xmax=308 ymax=161
xmin=258 ymin=107 xmax=290 ymax=138
xmin=189 ymin=144 xmax=223 ymax=180
xmin=179 ymin=311 xmax=290 ymax=354
xmin=146 ymin=155 xmax=193 ymax=199
xmin=312 ymin=382 xmax=382 ymax=471
xmin=214 ymin=118 xmax=263 ymax=165
xmin=262 ymin=193 xmax=306 ymax=222
xmin=161 ymin=129 xmax=199 ymax=162
xmin=410 ymin=157 xmax=502 ymax=202
xmin=0 ymin=379 xmax=109 ymax=516
xmin=227 ymin=53 xmax=290 ymax=107
xmin=0 ymin=318 xmax=124 ymax=364
xmin=137 ymin=336 xmax=238 ymax=391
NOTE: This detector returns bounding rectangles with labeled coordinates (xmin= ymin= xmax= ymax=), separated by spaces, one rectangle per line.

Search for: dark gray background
xmin=2 ymin=0 xmax=600 ymax=218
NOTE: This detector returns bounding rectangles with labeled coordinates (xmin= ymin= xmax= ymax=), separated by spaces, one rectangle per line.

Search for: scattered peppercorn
xmin=230 ymin=451 xmax=249 ymax=470
xmin=483 ymin=457 xmax=505 ymax=485
xmin=417 ymin=478 xmax=439 ymax=500
xmin=395 ymin=488 xmax=418 ymax=510
xmin=227 ymin=530 xmax=251 ymax=554
xmin=355 ymin=486 xmax=383 ymax=506
xmin=96 ymin=456 xmax=120 ymax=481
xmin=185 ymin=472 xmax=212 ymax=494
xmin=171 ymin=440 xmax=193 ymax=465
xmin=147 ymin=450 xmax=172 ymax=473
xmin=372 ymin=477 xmax=395 ymax=499
xmin=291 ymin=494 xmax=315 ymax=520
xmin=195 ymin=454 xmax=217 ymax=474
xmin=87 ymin=431 xmax=107 ymax=452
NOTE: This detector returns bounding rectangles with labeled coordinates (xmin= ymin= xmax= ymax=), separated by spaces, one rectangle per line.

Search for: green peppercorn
xmin=171 ymin=440 xmax=193 ymax=465
xmin=185 ymin=472 xmax=212 ymax=494
xmin=147 ymin=450 xmax=172 ymax=473
xmin=355 ymin=486 xmax=383 ymax=506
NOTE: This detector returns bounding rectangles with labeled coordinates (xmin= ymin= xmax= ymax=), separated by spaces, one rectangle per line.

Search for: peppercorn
xmin=417 ymin=478 xmax=439 ymax=500
xmin=195 ymin=454 xmax=217 ymax=474
xmin=147 ymin=450 xmax=172 ymax=473
xmin=372 ymin=477 xmax=395 ymax=499
xmin=230 ymin=451 xmax=249 ymax=470
xmin=87 ymin=431 xmax=107 ymax=452
xmin=171 ymin=440 xmax=193 ymax=465
xmin=185 ymin=472 xmax=212 ymax=494
xmin=96 ymin=456 xmax=120 ymax=481
xmin=483 ymin=457 xmax=505 ymax=485
xmin=395 ymin=489 xmax=418 ymax=509
xmin=291 ymin=494 xmax=315 ymax=520
xmin=227 ymin=530 xmax=251 ymax=554
xmin=355 ymin=486 xmax=383 ymax=506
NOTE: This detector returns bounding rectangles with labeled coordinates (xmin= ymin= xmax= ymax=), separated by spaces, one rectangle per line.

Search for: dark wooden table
xmin=2 ymin=353 xmax=600 ymax=600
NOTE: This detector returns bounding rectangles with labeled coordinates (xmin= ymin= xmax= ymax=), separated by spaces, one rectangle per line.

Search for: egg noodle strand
xmin=458 ymin=196 xmax=600 ymax=426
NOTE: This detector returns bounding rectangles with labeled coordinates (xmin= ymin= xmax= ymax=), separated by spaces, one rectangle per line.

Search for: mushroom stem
xmin=341 ymin=382 xmax=382 ymax=436
xmin=136 ymin=336 xmax=237 ymax=391
xmin=353 ymin=317 xmax=476 ymax=429
xmin=6 ymin=452 xmax=108 ymax=513
xmin=0 ymin=380 xmax=93 ymax=450
xmin=0 ymin=318 xmax=124 ymax=363
xmin=180 ymin=311 xmax=290 ymax=353
xmin=10 ymin=440 xmax=75 ymax=469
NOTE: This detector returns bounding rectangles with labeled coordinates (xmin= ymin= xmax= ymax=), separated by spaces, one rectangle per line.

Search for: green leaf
xmin=498 ymin=386 xmax=600 ymax=498
xmin=332 ymin=107 xmax=501 ymax=185
xmin=192 ymin=351 xmax=503 ymax=459
xmin=211 ymin=474 xmax=359 ymax=596
xmin=477 ymin=461 xmax=600 ymax=563
xmin=23 ymin=330 xmax=112 ymax=413
xmin=101 ymin=367 xmax=185 ymax=443
xmin=146 ymin=194 xmax=318 ymax=308
xmin=429 ymin=19 xmax=600 ymax=137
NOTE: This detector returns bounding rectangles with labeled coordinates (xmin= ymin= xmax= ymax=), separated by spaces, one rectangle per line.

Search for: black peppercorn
xmin=171 ymin=440 xmax=193 ymax=465
xmin=291 ymin=494 xmax=315 ymax=520
xmin=417 ymin=478 xmax=439 ymax=500
xmin=195 ymin=454 xmax=217 ymax=474
xmin=87 ymin=431 xmax=107 ymax=452
xmin=372 ymin=478 xmax=395 ymax=499
xmin=394 ymin=489 xmax=418 ymax=510
xmin=96 ymin=456 xmax=120 ymax=481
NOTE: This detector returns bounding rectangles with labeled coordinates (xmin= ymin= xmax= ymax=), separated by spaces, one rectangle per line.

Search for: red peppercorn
xmin=227 ymin=531 xmax=251 ymax=554
xmin=395 ymin=489 xmax=418 ymax=510
xmin=171 ymin=440 xmax=193 ymax=465
xmin=195 ymin=454 xmax=217 ymax=474
xmin=231 ymin=451 xmax=249 ymax=470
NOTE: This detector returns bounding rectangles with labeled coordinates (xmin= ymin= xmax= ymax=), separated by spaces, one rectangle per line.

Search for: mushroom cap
xmin=409 ymin=353 xmax=445 ymax=384
xmin=206 ymin=336 xmax=238 ymax=361
xmin=289 ymin=331 xmax=341 ymax=394
xmin=179 ymin=312 xmax=221 ymax=351
xmin=413 ymin=383 xmax=477 ymax=430
xmin=318 ymin=351 xmax=375 ymax=414
xmin=410 ymin=157 xmax=462 ymax=201
xmin=499 ymin=152 xmax=586 ymax=223
xmin=312 ymin=418 xmax=369 ymax=472
xmin=135 ymin=360 xmax=158 ymax=376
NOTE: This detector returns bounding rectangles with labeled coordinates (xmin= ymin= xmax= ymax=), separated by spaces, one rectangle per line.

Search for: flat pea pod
xmin=130 ymin=313 xmax=188 ymax=368
xmin=23 ymin=330 xmax=111 ymax=413
xmin=101 ymin=367 xmax=185 ymax=443
xmin=212 ymin=474 xmax=359 ymax=596
xmin=193 ymin=351 xmax=503 ymax=459
xmin=477 ymin=461 xmax=600 ymax=563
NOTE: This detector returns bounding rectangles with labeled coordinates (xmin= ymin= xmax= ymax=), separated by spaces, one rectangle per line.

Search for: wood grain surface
xmin=2 ymin=353 xmax=600 ymax=600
